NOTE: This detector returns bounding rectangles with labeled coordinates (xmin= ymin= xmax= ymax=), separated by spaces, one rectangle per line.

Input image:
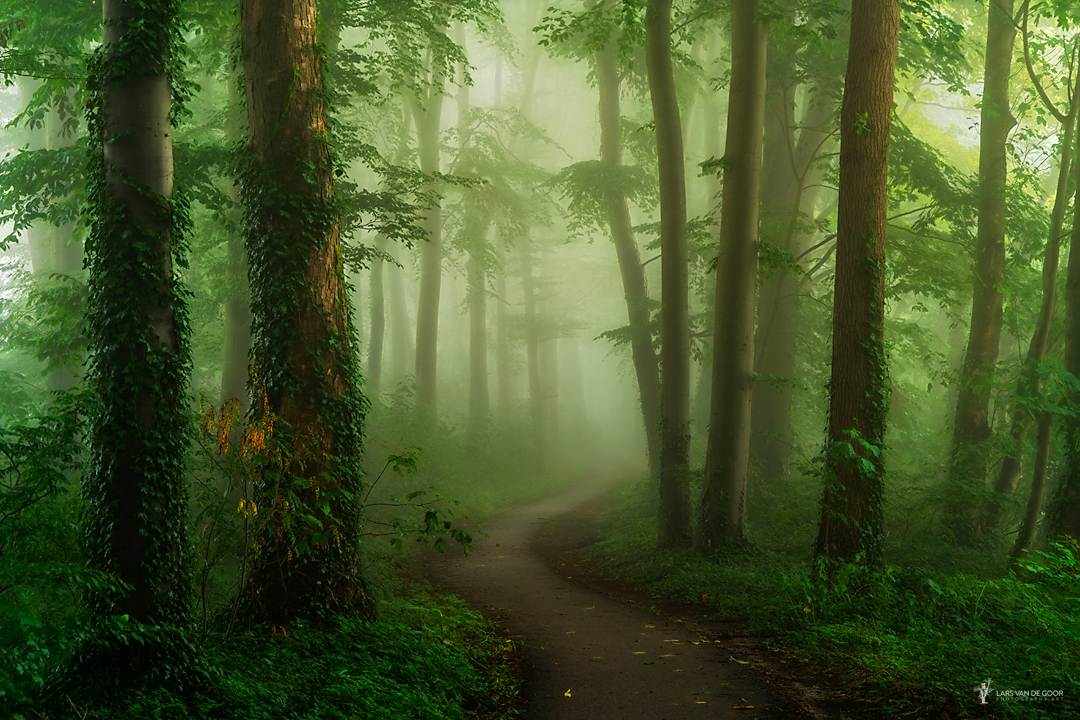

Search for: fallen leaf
xmin=732 ymin=705 xmax=755 ymax=710
xmin=729 ymin=656 xmax=749 ymax=665
xmin=564 ymin=689 xmax=571 ymax=698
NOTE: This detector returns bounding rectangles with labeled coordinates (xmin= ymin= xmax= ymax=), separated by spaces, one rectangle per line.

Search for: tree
xmin=813 ymin=0 xmax=900 ymax=566
xmin=946 ymin=0 xmax=1016 ymax=545
xmin=695 ymin=0 xmax=767 ymax=553
xmin=645 ymin=0 xmax=692 ymax=548
xmin=984 ymin=19 xmax=1080 ymax=537
xmin=410 ymin=57 xmax=446 ymax=426
xmin=596 ymin=33 xmax=663 ymax=483
xmin=77 ymin=0 xmax=197 ymax=681
xmin=240 ymin=0 xmax=371 ymax=623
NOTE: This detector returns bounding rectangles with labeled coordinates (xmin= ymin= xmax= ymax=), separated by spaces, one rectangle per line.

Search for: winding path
xmin=429 ymin=471 xmax=782 ymax=719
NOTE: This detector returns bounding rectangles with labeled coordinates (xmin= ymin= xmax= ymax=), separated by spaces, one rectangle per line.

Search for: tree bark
xmin=596 ymin=39 xmax=662 ymax=482
xmin=813 ymin=0 xmax=899 ymax=567
xmin=946 ymin=0 xmax=1016 ymax=545
xmin=242 ymin=0 xmax=370 ymax=622
xmin=646 ymin=0 xmax=692 ymax=548
xmin=695 ymin=0 xmax=767 ymax=553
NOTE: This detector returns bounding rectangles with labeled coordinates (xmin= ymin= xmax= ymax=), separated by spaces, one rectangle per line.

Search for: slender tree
xmin=596 ymin=36 xmax=662 ymax=481
xmin=240 ymin=0 xmax=371 ymax=622
xmin=411 ymin=62 xmax=446 ymax=425
xmin=695 ymin=0 xmax=767 ymax=553
xmin=813 ymin=0 xmax=900 ymax=566
xmin=946 ymin=0 xmax=1016 ymax=544
xmin=645 ymin=0 xmax=692 ymax=548
xmin=983 ymin=45 xmax=1079 ymax=536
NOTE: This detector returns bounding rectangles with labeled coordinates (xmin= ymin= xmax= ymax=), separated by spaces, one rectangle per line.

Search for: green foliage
xmin=0 ymin=389 xmax=129 ymax=714
xmin=594 ymin=478 xmax=1080 ymax=718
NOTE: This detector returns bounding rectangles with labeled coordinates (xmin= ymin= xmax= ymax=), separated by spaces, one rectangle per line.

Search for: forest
xmin=1 ymin=0 xmax=1078 ymax=717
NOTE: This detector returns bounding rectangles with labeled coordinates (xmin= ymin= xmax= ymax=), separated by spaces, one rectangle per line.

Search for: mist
xmin=1 ymin=1 xmax=1078 ymax=718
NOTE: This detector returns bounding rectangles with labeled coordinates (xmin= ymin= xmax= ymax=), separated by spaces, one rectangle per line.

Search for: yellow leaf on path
xmin=732 ymin=706 xmax=755 ymax=710
xmin=564 ymin=689 xmax=572 ymax=698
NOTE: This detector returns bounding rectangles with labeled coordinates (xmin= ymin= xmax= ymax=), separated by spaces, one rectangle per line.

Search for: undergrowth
xmin=590 ymin=478 xmax=1080 ymax=719
xmin=2 ymin=389 xmax=527 ymax=719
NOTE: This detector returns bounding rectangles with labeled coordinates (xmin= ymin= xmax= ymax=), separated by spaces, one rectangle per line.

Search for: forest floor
xmin=428 ymin=472 xmax=867 ymax=720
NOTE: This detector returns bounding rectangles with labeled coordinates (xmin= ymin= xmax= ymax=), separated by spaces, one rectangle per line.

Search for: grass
xmin=588 ymin=478 xmax=1080 ymax=720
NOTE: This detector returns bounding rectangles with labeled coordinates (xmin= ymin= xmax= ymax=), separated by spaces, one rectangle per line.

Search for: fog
xmin=2 ymin=1 xmax=1080 ymax=715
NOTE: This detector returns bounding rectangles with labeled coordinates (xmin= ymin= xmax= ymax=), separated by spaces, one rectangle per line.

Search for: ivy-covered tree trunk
xmin=596 ymin=39 xmax=661 ymax=482
xmin=813 ymin=0 xmax=899 ymax=567
xmin=78 ymin=0 xmax=195 ymax=682
xmin=696 ymin=0 xmax=767 ymax=554
xmin=646 ymin=0 xmax=692 ymax=548
xmin=240 ymin=0 xmax=370 ymax=623
xmin=946 ymin=0 xmax=1015 ymax=545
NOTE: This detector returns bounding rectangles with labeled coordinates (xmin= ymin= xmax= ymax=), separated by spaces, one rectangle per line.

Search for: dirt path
xmin=429 ymin=473 xmax=795 ymax=719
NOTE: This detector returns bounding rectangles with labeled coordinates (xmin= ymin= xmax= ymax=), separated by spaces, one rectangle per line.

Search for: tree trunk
xmin=695 ymin=0 xmax=767 ymax=553
xmin=646 ymin=0 xmax=692 ymax=548
xmin=813 ymin=0 xmax=899 ymax=567
xmin=79 ymin=0 xmax=195 ymax=682
xmin=468 ymin=251 xmax=489 ymax=429
xmin=521 ymin=234 xmax=546 ymax=469
xmin=947 ymin=0 xmax=1016 ymax=545
xmin=412 ymin=74 xmax=445 ymax=425
xmin=1048 ymin=111 xmax=1080 ymax=543
xmin=221 ymin=68 xmax=252 ymax=414
xmin=241 ymin=0 xmax=370 ymax=622
xmin=388 ymin=244 xmax=414 ymax=386
xmin=1009 ymin=411 xmax=1052 ymax=569
xmin=750 ymin=84 xmax=838 ymax=492
xmin=984 ymin=81 xmax=1078 ymax=536
xmin=368 ymin=233 xmax=387 ymax=401
xmin=596 ymin=39 xmax=662 ymax=481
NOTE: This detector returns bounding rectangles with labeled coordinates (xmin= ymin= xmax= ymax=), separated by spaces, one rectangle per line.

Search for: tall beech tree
xmin=240 ymin=0 xmax=370 ymax=622
xmin=946 ymin=0 xmax=1016 ymax=545
xmin=411 ymin=61 xmax=446 ymax=425
xmin=596 ymin=37 xmax=662 ymax=482
xmin=645 ymin=0 xmax=692 ymax=548
xmin=78 ymin=0 xmax=196 ymax=680
xmin=695 ymin=0 xmax=767 ymax=553
xmin=813 ymin=0 xmax=899 ymax=566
